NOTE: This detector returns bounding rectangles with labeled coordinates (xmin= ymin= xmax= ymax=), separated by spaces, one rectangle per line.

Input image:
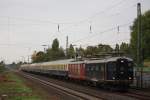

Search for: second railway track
xmin=17 ymin=71 xmax=103 ymax=100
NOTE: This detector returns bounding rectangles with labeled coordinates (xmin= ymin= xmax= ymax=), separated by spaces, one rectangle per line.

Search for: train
xmin=20 ymin=56 xmax=134 ymax=90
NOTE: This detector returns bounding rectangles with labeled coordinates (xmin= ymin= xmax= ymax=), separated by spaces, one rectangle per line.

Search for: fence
xmin=131 ymin=67 xmax=150 ymax=89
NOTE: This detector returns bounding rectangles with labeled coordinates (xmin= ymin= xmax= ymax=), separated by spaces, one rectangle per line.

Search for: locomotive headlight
xmin=129 ymin=77 xmax=132 ymax=80
xmin=121 ymin=60 xmax=124 ymax=63
xmin=112 ymin=77 xmax=115 ymax=80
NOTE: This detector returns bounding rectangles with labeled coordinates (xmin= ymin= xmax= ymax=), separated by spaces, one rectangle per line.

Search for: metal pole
xmin=66 ymin=36 xmax=68 ymax=57
xmin=137 ymin=3 xmax=143 ymax=88
xmin=72 ymin=45 xmax=77 ymax=60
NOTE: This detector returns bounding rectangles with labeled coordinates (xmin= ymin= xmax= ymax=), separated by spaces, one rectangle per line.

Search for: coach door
xmin=107 ymin=62 xmax=116 ymax=80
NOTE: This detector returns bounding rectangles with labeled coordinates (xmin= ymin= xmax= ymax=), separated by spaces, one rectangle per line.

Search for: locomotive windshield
xmin=107 ymin=62 xmax=116 ymax=71
xmin=128 ymin=62 xmax=133 ymax=72
xmin=120 ymin=66 xmax=124 ymax=71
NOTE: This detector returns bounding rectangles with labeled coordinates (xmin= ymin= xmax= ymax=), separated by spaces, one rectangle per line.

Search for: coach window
xmin=96 ymin=65 xmax=99 ymax=71
xmin=76 ymin=65 xmax=78 ymax=73
xmin=88 ymin=66 xmax=91 ymax=71
xmin=108 ymin=62 xmax=116 ymax=71
xmin=110 ymin=63 xmax=116 ymax=72
xmin=113 ymin=63 xmax=117 ymax=72
xmin=61 ymin=65 xmax=62 ymax=70
xmin=63 ymin=65 xmax=65 ymax=70
xmin=91 ymin=67 xmax=94 ymax=71
xmin=78 ymin=66 xmax=80 ymax=74
xmin=63 ymin=65 xmax=64 ymax=70
xmin=70 ymin=65 xmax=72 ymax=71
xmin=72 ymin=65 xmax=73 ymax=71
xmin=52 ymin=65 xmax=54 ymax=70
xmin=72 ymin=65 xmax=74 ymax=73
xmin=62 ymin=65 xmax=64 ymax=70
xmin=86 ymin=66 xmax=89 ymax=71
xmin=60 ymin=65 xmax=62 ymax=70
xmin=101 ymin=64 xmax=104 ymax=71
xmin=51 ymin=65 xmax=53 ymax=70
xmin=128 ymin=62 xmax=132 ymax=67
xmin=128 ymin=67 xmax=133 ymax=72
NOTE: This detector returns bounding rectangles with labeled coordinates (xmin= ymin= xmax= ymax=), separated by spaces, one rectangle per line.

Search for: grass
xmin=0 ymin=71 xmax=42 ymax=100
xmin=144 ymin=61 xmax=150 ymax=67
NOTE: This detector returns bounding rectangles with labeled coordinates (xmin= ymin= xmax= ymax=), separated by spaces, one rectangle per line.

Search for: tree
xmin=85 ymin=46 xmax=97 ymax=57
xmin=120 ymin=42 xmax=130 ymax=55
xmin=52 ymin=38 xmax=59 ymax=51
xmin=31 ymin=51 xmax=45 ymax=63
xmin=51 ymin=39 xmax=65 ymax=60
xmin=0 ymin=61 xmax=5 ymax=72
xmin=130 ymin=10 xmax=150 ymax=60
xmin=115 ymin=44 xmax=120 ymax=53
xmin=78 ymin=46 xmax=85 ymax=58
xmin=97 ymin=44 xmax=113 ymax=52
xmin=67 ymin=44 xmax=75 ymax=58
xmin=58 ymin=47 xmax=65 ymax=59
xmin=84 ymin=44 xmax=113 ymax=57
xmin=31 ymin=38 xmax=66 ymax=62
xmin=45 ymin=39 xmax=65 ymax=61
xmin=31 ymin=51 xmax=37 ymax=62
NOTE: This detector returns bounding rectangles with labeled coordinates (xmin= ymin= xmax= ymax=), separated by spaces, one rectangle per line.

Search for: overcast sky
xmin=0 ymin=0 xmax=150 ymax=63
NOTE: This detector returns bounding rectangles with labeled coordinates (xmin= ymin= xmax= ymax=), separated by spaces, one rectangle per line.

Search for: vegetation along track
xmin=17 ymin=71 xmax=103 ymax=100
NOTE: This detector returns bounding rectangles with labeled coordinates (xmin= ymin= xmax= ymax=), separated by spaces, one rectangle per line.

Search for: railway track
xmin=123 ymin=93 xmax=150 ymax=100
xmin=16 ymin=71 xmax=137 ymax=100
xmin=17 ymin=71 xmax=103 ymax=100
xmin=16 ymin=71 xmax=150 ymax=100
xmin=123 ymin=90 xmax=150 ymax=100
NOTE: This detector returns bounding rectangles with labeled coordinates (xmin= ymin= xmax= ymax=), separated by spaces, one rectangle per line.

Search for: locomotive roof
xmin=85 ymin=56 xmax=133 ymax=64
xmin=106 ymin=56 xmax=132 ymax=62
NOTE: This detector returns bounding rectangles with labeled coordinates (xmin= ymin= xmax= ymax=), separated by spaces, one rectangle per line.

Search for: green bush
xmin=0 ymin=65 xmax=5 ymax=73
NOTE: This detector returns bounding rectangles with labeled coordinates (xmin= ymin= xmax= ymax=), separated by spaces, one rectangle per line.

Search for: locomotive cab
xmin=116 ymin=58 xmax=133 ymax=82
xmin=106 ymin=58 xmax=133 ymax=88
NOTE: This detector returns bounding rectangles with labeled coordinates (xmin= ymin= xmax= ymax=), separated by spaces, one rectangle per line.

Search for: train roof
xmin=41 ymin=59 xmax=74 ymax=65
xmin=21 ymin=56 xmax=133 ymax=66
xmin=85 ymin=56 xmax=133 ymax=64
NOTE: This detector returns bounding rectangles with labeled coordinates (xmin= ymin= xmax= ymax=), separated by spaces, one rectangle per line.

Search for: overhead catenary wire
xmin=55 ymin=3 xmax=137 ymax=34
xmin=70 ymin=22 xmax=132 ymax=44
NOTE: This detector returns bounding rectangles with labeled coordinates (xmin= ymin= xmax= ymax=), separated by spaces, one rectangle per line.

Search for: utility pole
xmin=137 ymin=3 xmax=143 ymax=88
xmin=66 ymin=36 xmax=69 ymax=57
xmin=72 ymin=44 xmax=77 ymax=61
